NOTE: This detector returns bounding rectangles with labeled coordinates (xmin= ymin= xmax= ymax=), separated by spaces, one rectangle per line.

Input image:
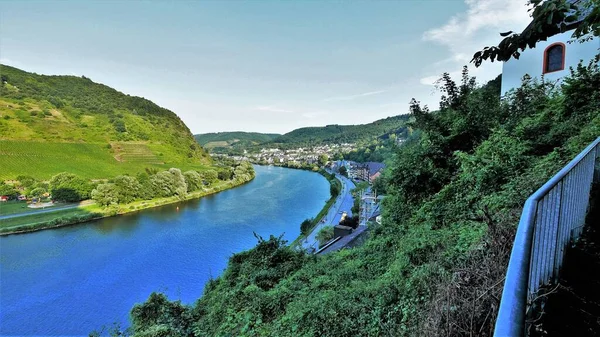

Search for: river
xmin=0 ymin=165 xmax=330 ymax=336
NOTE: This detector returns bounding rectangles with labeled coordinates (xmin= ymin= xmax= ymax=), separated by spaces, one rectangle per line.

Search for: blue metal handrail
xmin=494 ymin=137 xmax=600 ymax=337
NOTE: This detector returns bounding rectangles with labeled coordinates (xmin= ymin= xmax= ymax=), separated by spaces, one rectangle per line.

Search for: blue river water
xmin=0 ymin=165 xmax=330 ymax=336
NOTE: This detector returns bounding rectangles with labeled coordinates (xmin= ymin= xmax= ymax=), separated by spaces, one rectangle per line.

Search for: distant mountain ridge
xmin=268 ymin=114 xmax=410 ymax=148
xmin=195 ymin=115 xmax=410 ymax=154
xmin=194 ymin=132 xmax=281 ymax=153
xmin=0 ymin=64 xmax=211 ymax=179
xmin=195 ymin=131 xmax=280 ymax=146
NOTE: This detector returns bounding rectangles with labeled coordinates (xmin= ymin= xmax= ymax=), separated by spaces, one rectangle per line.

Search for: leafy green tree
xmin=168 ymin=168 xmax=187 ymax=198
xmin=318 ymin=154 xmax=329 ymax=166
xmin=183 ymin=170 xmax=203 ymax=192
xmin=0 ymin=182 xmax=17 ymax=197
xmin=330 ymin=183 xmax=340 ymax=198
xmin=300 ymin=218 xmax=312 ymax=235
xmin=130 ymin=293 xmax=195 ymax=337
xmin=151 ymin=171 xmax=175 ymax=198
xmin=49 ymin=172 xmax=93 ymax=202
xmin=150 ymin=168 xmax=187 ymax=198
xmin=339 ymin=166 xmax=348 ymax=177
xmin=217 ymin=169 xmax=233 ymax=181
xmin=372 ymin=175 xmax=387 ymax=195
xmin=91 ymin=183 xmax=120 ymax=207
xmin=114 ymin=175 xmax=142 ymax=204
xmin=136 ymin=172 xmax=154 ymax=200
xmin=15 ymin=175 xmax=36 ymax=189
xmin=233 ymin=161 xmax=254 ymax=183
xmin=201 ymin=169 xmax=218 ymax=185
xmin=29 ymin=187 xmax=47 ymax=201
xmin=472 ymin=0 xmax=600 ymax=66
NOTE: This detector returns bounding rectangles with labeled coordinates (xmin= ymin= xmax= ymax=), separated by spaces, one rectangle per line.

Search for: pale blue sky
xmin=0 ymin=0 xmax=531 ymax=134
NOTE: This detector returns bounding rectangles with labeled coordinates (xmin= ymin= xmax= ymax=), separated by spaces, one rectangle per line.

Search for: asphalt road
xmin=301 ymin=172 xmax=356 ymax=252
xmin=0 ymin=204 xmax=83 ymax=221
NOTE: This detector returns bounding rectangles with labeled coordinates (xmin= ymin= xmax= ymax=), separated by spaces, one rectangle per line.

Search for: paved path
xmin=318 ymin=225 xmax=367 ymax=255
xmin=301 ymin=172 xmax=356 ymax=252
xmin=0 ymin=204 xmax=84 ymax=221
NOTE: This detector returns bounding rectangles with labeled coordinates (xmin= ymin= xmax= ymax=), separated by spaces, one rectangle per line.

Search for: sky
xmin=0 ymin=0 xmax=532 ymax=135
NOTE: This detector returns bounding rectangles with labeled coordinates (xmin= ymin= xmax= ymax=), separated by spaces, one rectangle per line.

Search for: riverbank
xmin=251 ymin=164 xmax=342 ymax=247
xmin=0 ymin=177 xmax=254 ymax=236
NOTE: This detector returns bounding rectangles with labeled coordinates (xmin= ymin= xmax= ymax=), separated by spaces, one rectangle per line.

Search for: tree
xmin=330 ymin=183 xmax=340 ymax=198
xmin=183 ymin=170 xmax=203 ymax=192
xmin=372 ymin=175 xmax=388 ymax=195
xmin=130 ymin=293 xmax=195 ymax=337
xmin=339 ymin=166 xmax=348 ymax=177
xmin=300 ymin=218 xmax=313 ymax=235
xmin=91 ymin=183 xmax=120 ymax=207
xmin=114 ymin=175 xmax=142 ymax=204
xmin=29 ymin=187 xmax=47 ymax=202
xmin=151 ymin=172 xmax=175 ymax=198
xmin=472 ymin=0 xmax=600 ymax=66
xmin=233 ymin=161 xmax=254 ymax=182
xmin=168 ymin=168 xmax=187 ymax=198
xmin=136 ymin=172 xmax=154 ymax=200
xmin=49 ymin=172 xmax=94 ymax=202
xmin=218 ymin=169 xmax=233 ymax=181
xmin=318 ymin=154 xmax=329 ymax=167
xmin=15 ymin=175 xmax=36 ymax=189
xmin=150 ymin=168 xmax=187 ymax=198
xmin=201 ymin=169 xmax=218 ymax=185
xmin=0 ymin=182 xmax=17 ymax=198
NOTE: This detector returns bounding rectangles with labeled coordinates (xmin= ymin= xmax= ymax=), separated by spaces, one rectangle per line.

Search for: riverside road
xmin=301 ymin=172 xmax=356 ymax=252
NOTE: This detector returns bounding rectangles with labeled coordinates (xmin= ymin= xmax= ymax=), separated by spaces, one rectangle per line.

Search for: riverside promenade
xmin=301 ymin=172 xmax=355 ymax=252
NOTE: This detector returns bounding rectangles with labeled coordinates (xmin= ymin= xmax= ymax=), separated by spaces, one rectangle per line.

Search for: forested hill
xmin=266 ymin=114 xmax=410 ymax=148
xmin=194 ymin=132 xmax=280 ymax=151
xmin=0 ymin=64 xmax=210 ymax=179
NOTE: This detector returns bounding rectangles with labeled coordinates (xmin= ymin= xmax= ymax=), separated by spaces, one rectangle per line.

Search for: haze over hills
xmin=195 ymin=114 xmax=411 ymax=153
xmin=0 ymin=65 xmax=211 ymax=180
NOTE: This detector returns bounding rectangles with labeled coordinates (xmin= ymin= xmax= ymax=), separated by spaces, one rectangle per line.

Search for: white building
xmin=501 ymin=2 xmax=599 ymax=95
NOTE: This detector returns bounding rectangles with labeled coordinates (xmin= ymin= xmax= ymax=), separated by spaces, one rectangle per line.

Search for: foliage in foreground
xmin=127 ymin=62 xmax=600 ymax=336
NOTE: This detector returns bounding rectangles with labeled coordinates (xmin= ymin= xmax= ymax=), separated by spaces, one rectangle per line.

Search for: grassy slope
xmin=0 ymin=64 xmax=212 ymax=180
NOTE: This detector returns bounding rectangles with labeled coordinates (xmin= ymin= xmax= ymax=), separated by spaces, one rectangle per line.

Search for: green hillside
xmin=128 ymin=62 xmax=600 ymax=336
xmin=195 ymin=131 xmax=280 ymax=146
xmin=267 ymin=114 xmax=410 ymax=149
xmin=198 ymin=115 xmax=412 ymax=154
xmin=194 ymin=132 xmax=280 ymax=153
xmin=0 ymin=65 xmax=211 ymax=180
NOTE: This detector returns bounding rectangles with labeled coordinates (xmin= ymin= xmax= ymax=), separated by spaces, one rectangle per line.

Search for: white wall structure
xmin=501 ymin=31 xmax=599 ymax=96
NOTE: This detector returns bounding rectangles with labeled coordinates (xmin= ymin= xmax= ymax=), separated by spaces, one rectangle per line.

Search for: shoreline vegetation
xmin=0 ymin=169 xmax=255 ymax=236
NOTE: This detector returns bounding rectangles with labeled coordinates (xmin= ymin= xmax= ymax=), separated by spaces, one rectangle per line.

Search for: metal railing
xmin=494 ymin=137 xmax=600 ymax=337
